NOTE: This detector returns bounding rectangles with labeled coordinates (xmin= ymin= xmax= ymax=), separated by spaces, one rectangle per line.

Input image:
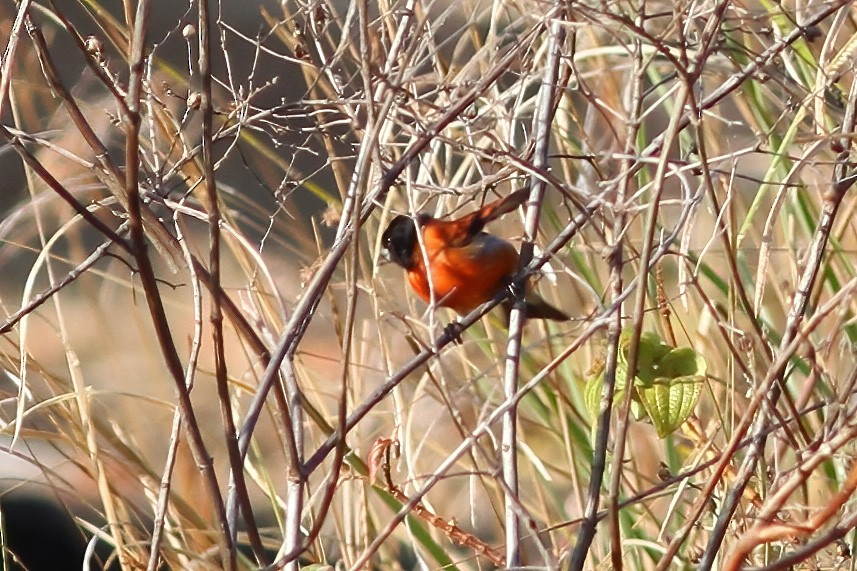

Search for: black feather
xmin=381 ymin=215 xmax=420 ymax=269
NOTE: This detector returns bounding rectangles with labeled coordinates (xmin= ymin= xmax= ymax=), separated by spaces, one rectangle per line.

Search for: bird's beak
xmin=378 ymin=248 xmax=393 ymax=266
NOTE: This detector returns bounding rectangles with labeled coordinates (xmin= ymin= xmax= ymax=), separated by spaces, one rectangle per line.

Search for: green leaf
xmin=622 ymin=331 xmax=671 ymax=384
xmin=637 ymin=376 xmax=703 ymax=438
xmin=654 ymin=347 xmax=706 ymax=379
xmin=584 ymin=372 xmax=629 ymax=420
xmin=585 ymin=330 xmax=708 ymax=437
xmin=584 ymin=374 xmax=602 ymax=419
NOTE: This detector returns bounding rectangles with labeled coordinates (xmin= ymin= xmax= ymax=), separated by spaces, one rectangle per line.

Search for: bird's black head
xmin=381 ymin=215 xmax=423 ymax=269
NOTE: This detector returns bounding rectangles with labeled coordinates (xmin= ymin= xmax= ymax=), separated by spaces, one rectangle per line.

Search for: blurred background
xmin=1 ymin=0 xmax=856 ymax=569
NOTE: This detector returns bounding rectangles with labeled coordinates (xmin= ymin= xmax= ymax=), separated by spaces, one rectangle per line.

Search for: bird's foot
xmin=442 ymin=320 xmax=465 ymax=345
xmin=507 ymin=279 xmax=526 ymax=300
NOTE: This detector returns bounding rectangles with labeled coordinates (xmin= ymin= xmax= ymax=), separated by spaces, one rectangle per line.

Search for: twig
xmin=610 ymin=73 xmax=691 ymax=571
xmin=345 ymin=183 xmax=707 ymax=568
xmin=45 ymin=0 xmax=131 ymax=115
xmin=372 ymin=437 xmax=506 ymax=566
xmin=233 ymin=16 xmax=548 ymax=481
xmin=0 ymin=0 xmax=32 ymax=117
xmin=655 ymin=276 xmax=857 ymax=571
xmin=196 ymin=0 xmax=266 ymax=562
xmin=0 ymin=124 xmax=130 ymax=251
xmin=570 ymin=5 xmax=646 ymax=567
xmin=146 ymin=209 xmax=205 ymax=571
xmin=505 ymin=7 xmax=568 ymax=566
xmin=0 ymin=232 xmax=122 ymax=336
xmin=304 ymin=193 xmax=596 ymax=477
xmin=26 ymin=19 xmax=180 ymax=269
xmin=607 ymin=0 xmax=852 ymax=198
xmin=724 ymin=457 xmax=857 ymax=570
xmin=697 ymin=31 xmax=857 ymax=569
xmin=544 ymin=387 xmax=857 ymax=534
xmin=122 ymin=0 xmax=235 ymax=566
xmin=747 ymin=510 xmax=857 ymax=571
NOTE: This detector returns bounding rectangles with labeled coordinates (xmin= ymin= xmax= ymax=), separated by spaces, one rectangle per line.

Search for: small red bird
xmin=381 ymin=190 xmax=568 ymax=321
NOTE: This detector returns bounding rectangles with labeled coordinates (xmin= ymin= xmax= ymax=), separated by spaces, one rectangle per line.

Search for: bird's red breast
xmin=406 ymin=223 xmax=520 ymax=313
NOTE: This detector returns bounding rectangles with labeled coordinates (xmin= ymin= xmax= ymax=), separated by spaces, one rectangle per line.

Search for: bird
xmin=381 ymin=190 xmax=568 ymax=321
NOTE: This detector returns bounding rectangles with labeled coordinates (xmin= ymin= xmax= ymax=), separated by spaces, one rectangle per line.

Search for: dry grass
xmin=1 ymin=0 xmax=857 ymax=569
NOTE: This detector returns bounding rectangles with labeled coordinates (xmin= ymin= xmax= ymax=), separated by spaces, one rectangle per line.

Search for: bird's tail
xmin=501 ymin=293 xmax=569 ymax=323
xmin=524 ymin=296 xmax=569 ymax=321
xmin=477 ymin=189 xmax=529 ymax=224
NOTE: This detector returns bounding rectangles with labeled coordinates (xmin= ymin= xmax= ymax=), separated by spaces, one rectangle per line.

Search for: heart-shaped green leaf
xmin=584 ymin=374 xmax=627 ymax=419
xmin=654 ymin=347 xmax=706 ymax=378
xmin=586 ymin=329 xmax=707 ymax=438
xmin=637 ymin=375 xmax=703 ymax=438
